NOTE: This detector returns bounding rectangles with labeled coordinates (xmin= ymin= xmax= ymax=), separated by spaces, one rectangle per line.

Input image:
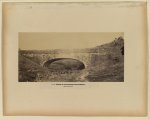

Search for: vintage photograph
xmin=19 ymin=32 xmax=124 ymax=82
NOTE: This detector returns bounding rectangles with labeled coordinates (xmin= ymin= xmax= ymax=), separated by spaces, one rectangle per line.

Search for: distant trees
xmin=121 ymin=46 xmax=124 ymax=55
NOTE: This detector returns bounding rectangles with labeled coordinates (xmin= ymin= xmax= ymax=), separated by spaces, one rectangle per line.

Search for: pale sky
xmin=19 ymin=32 xmax=123 ymax=50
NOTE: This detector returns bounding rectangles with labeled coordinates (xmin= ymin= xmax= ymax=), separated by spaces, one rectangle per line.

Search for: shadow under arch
xmin=43 ymin=58 xmax=85 ymax=70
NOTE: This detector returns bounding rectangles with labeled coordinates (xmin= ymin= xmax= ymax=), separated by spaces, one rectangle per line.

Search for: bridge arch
xmin=43 ymin=58 xmax=85 ymax=70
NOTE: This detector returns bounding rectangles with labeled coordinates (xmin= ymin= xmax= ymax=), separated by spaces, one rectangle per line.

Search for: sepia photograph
xmin=19 ymin=32 xmax=124 ymax=82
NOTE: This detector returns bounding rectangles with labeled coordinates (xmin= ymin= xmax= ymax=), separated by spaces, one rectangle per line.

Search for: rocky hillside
xmin=19 ymin=54 xmax=49 ymax=82
xmin=86 ymin=37 xmax=124 ymax=82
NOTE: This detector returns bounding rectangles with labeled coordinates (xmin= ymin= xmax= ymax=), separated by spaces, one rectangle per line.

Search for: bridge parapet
xmin=22 ymin=52 xmax=97 ymax=68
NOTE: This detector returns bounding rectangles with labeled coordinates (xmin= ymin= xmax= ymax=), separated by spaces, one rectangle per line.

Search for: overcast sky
xmin=19 ymin=32 xmax=123 ymax=50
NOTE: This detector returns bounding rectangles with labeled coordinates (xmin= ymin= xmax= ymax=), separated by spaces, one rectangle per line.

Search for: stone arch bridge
xmin=23 ymin=52 xmax=99 ymax=68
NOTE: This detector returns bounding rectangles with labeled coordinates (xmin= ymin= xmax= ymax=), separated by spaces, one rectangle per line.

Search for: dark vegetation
xmin=44 ymin=58 xmax=85 ymax=70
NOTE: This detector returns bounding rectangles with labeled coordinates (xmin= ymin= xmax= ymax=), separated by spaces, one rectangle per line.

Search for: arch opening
xmin=43 ymin=58 xmax=85 ymax=70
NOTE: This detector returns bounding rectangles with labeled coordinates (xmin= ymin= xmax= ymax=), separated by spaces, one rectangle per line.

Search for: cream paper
xmin=2 ymin=2 xmax=147 ymax=116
